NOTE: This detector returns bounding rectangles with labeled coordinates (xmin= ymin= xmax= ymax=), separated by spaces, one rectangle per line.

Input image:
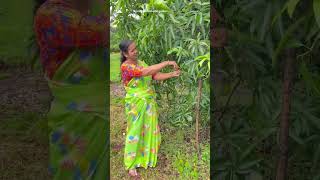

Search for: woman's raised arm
xmin=152 ymin=71 xmax=181 ymax=81
xmin=141 ymin=61 xmax=179 ymax=76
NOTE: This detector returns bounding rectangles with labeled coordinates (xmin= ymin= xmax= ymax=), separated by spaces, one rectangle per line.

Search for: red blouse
xmin=121 ymin=62 xmax=157 ymax=86
xmin=121 ymin=63 xmax=143 ymax=86
xmin=34 ymin=0 xmax=108 ymax=79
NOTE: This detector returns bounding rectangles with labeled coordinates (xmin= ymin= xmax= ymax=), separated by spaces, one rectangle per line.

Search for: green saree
xmin=123 ymin=61 xmax=161 ymax=170
xmin=47 ymin=49 xmax=108 ymax=179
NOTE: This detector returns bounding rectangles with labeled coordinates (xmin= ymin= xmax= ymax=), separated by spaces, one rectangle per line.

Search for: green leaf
xmin=289 ymin=131 xmax=304 ymax=145
xmin=240 ymin=143 xmax=257 ymax=161
xmin=259 ymin=3 xmax=272 ymax=41
xmin=304 ymin=110 xmax=320 ymax=130
xmin=314 ymin=0 xmax=320 ymax=28
xmin=153 ymin=0 xmax=171 ymax=11
xmin=167 ymin=48 xmax=178 ymax=55
xmin=169 ymin=13 xmax=180 ymax=24
xmin=192 ymin=21 xmax=196 ymax=36
xmin=169 ymin=25 xmax=175 ymax=40
xmin=159 ymin=13 xmax=165 ymax=20
xmin=199 ymin=59 xmax=205 ymax=67
xmin=272 ymin=15 xmax=307 ymax=67
xmin=271 ymin=3 xmax=288 ymax=27
xmin=299 ymin=61 xmax=320 ymax=96
xmin=238 ymin=159 xmax=262 ymax=170
xmin=287 ymin=0 xmax=301 ymax=18
xmin=313 ymin=174 xmax=320 ymax=180
xmin=248 ymin=171 xmax=263 ymax=180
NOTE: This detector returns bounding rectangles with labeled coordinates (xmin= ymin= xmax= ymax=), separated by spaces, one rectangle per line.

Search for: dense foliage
xmin=111 ymin=0 xmax=210 ymax=128
xmin=213 ymin=0 xmax=320 ymax=179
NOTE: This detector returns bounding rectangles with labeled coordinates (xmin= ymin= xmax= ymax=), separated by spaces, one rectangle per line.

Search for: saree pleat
xmin=47 ymin=49 xmax=108 ymax=179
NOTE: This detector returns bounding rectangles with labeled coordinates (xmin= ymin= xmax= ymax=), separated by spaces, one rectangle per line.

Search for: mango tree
xmin=111 ymin=0 xmax=210 ymax=154
xmin=213 ymin=0 xmax=320 ymax=179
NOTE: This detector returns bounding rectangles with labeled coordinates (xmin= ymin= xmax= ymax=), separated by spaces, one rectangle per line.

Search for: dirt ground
xmin=0 ymin=68 xmax=50 ymax=180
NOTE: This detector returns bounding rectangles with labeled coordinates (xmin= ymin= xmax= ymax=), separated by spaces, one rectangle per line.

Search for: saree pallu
xmin=123 ymin=61 xmax=161 ymax=170
xmin=47 ymin=49 xmax=108 ymax=179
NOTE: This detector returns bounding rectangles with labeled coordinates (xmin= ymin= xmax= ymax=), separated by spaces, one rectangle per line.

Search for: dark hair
xmin=119 ymin=40 xmax=134 ymax=64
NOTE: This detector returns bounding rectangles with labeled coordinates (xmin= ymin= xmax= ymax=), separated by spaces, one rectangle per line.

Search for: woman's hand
xmin=171 ymin=70 xmax=181 ymax=77
xmin=167 ymin=61 xmax=180 ymax=70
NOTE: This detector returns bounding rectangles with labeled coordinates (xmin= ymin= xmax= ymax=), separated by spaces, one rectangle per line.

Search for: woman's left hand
xmin=167 ymin=61 xmax=180 ymax=70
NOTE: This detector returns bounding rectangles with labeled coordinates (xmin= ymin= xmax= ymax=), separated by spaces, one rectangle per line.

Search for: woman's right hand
xmin=167 ymin=61 xmax=180 ymax=70
xmin=171 ymin=70 xmax=181 ymax=77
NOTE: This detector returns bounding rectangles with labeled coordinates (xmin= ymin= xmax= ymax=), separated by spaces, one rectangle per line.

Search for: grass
xmin=110 ymin=82 xmax=210 ymax=179
xmin=110 ymin=52 xmax=121 ymax=82
xmin=0 ymin=112 xmax=49 ymax=180
xmin=0 ymin=72 xmax=11 ymax=80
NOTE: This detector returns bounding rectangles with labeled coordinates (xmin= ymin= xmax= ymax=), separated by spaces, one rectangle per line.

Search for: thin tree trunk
xmin=195 ymin=79 xmax=203 ymax=158
xmin=211 ymin=6 xmax=227 ymax=48
xmin=212 ymin=6 xmax=222 ymax=25
xmin=276 ymin=49 xmax=294 ymax=180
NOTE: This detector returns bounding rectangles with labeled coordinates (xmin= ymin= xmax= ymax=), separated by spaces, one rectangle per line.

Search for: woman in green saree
xmin=34 ymin=0 xmax=108 ymax=179
xmin=119 ymin=40 xmax=181 ymax=177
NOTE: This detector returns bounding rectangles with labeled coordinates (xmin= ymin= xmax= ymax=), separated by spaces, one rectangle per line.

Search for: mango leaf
xmin=153 ymin=0 xmax=171 ymax=11
xmin=248 ymin=171 xmax=263 ymax=180
xmin=238 ymin=159 xmax=262 ymax=170
xmin=159 ymin=13 xmax=165 ymax=20
xmin=169 ymin=13 xmax=180 ymax=24
xmin=167 ymin=47 xmax=179 ymax=55
xmin=272 ymin=15 xmax=307 ymax=67
xmin=192 ymin=21 xmax=196 ymax=36
xmin=287 ymin=0 xmax=301 ymax=18
xmin=169 ymin=25 xmax=175 ymax=40
xmin=299 ymin=61 xmax=320 ymax=96
xmin=271 ymin=3 xmax=289 ymax=27
xmin=259 ymin=2 xmax=272 ymax=41
xmin=289 ymin=131 xmax=304 ymax=145
xmin=314 ymin=0 xmax=320 ymax=28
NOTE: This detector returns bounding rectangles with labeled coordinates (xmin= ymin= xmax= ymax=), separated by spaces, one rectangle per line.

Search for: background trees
xmin=213 ymin=0 xmax=320 ymax=179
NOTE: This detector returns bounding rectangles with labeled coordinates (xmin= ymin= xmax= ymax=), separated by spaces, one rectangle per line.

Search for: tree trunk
xmin=195 ymin=79 xmax=203 ymax=158
xmin=212 ymin=6 xmax=222 ymax=25
xmin=276 ymin=49 xmax=294 ymax=180
xmin=211 ymin=6 xmax=227 ymax=48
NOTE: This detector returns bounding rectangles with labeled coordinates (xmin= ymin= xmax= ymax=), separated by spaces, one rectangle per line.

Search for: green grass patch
xmin=110 ymin=96 xmax=124 ymax=106
xmin=0 ymin=72 xmax=11 ymax=80
xmin=0 ymin=112 xmax=47 ymax=140
xmin=110 ymin=52 xmax=120 ymax=82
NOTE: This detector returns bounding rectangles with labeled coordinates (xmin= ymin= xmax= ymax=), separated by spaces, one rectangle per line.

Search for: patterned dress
xmin=121 ymin=61 xmax=161 ymax=170
xmin=34 ymin=0 xmax=108 ymax=179
xmin=34 ymin=0 xmax=108 ymax=79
